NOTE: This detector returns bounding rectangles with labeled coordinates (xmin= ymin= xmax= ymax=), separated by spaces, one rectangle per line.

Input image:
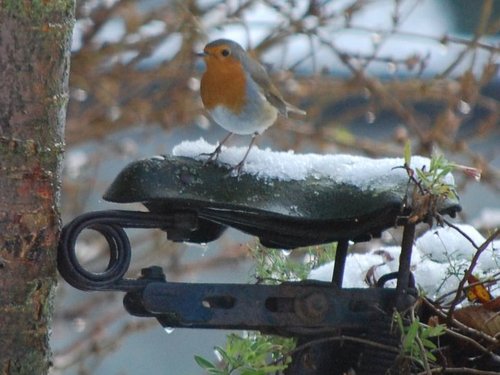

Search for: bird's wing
xmin=241 ymin=57 xmax=289 ymax=116
xmin=244 ymin=57 xmax=306 ymax=117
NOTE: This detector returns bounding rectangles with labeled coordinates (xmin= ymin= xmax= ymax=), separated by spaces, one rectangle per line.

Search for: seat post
xmin=396 ymin=222 xmax=416 ymax=308
xmin=332 ymin=239 xmax=349 ymax=287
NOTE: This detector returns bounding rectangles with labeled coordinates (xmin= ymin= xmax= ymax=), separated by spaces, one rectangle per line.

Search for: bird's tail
xmin=285 ymin=102 xmax=306 ymax=116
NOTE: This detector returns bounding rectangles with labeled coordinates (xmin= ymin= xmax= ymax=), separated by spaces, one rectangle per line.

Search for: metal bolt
xmin=140 ymin=266 xmax=166 ymax=281
xmin=295 ymin=292 xmax=329 ymax=323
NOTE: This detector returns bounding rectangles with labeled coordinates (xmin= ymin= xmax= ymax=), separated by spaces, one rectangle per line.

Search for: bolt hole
xmin=202 ymin=296 xmax=235 ymax=309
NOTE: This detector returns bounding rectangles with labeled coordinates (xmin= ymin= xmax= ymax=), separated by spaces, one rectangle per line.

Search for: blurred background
xmin=51 ymin=0 xmax=499 ymax=374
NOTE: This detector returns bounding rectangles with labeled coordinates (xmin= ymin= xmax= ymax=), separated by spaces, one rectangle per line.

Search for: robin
xmin=198 ymin=39 xmax=306 ymax=173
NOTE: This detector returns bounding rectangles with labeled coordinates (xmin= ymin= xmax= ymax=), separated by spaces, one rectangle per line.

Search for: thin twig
xmin=445 ymin=327 xmax=499 ymax=359
xmin=438 ymin=0 xmax=494 ymax=78
xmin=441 ymin=218 xmax=480 ymax=250
xmin=348 ymin=25 xmax=500 ymax=53
xmin=422 ymin=298 xmax=498 ymax=346
xmin=280 ymin=334 xmax=400 ymax=361
xmin=433 ymin=275 xmax=500 ymax=306
xmin=446 ymin=228 xmax=500 ymax=324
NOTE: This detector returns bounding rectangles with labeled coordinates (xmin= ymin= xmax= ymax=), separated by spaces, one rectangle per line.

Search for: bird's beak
xmin=196 ymin=51 xmax=207 ymax=57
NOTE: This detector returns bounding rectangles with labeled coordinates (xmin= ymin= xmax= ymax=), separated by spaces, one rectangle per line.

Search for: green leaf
xmin=428 ymin=324 xmax=446 ymax=337
xmin=403 ymin=321 xmax=419 ymax=352
xmin=194 ymin=355 xmax=216 ymax=370
xmin=425 ymin=350 xmax=437 ymax=362
xmin=421 ymin=338 xmax=437 ymax=350
xmin=404 ymin=140 xmax=412 ymax=166
xmin=215 ymin=346 xmax=234 ymax=367
xmin=207 ymin=370 xmax=226 ymax=375
xmin=241 ymin=368 xmax=266 ymax=375
xmin=422 ymin=325 xmax=445 ymax=338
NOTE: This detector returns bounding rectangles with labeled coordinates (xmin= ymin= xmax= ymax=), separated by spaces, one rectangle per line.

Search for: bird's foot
xmin=200 ymin=144 xmax=223 ymax=165
xmin=229 ymin=160 xmax=245 ymax=177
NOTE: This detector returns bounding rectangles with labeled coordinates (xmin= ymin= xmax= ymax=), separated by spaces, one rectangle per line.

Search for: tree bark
xmin=0 ymin=2 xmax=74 ymax=374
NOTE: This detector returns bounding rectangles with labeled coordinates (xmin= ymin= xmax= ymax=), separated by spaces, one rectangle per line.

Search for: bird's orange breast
xmin=200 ymin=58 xmax=247 ymax=114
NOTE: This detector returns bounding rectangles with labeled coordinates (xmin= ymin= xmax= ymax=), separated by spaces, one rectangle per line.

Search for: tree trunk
xmin=0 ymin=2 xmax=74 ymax=374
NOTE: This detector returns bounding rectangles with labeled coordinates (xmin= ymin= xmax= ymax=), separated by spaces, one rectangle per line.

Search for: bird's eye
xmin=221 ymin=49 xmax=230 ymax=57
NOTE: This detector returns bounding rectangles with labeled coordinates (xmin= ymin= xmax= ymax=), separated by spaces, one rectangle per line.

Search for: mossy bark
xmin=0 ymin=2 xmax=74 ymax=374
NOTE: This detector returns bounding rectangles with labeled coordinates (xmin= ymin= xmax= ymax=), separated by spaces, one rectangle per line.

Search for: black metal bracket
xmin=57 ymin=209 xmax=417 ymax=332
xmin=122 ymin=266 xmax=414 ymax=335
xmin=57 ymin=208 xmax=419 ymax=374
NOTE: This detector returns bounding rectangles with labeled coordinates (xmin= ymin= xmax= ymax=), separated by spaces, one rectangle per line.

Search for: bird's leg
xmin=201 ymin=132 xmax=233 ymax=164
xmin=232 ymin=133 xmax=258 ymax=175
